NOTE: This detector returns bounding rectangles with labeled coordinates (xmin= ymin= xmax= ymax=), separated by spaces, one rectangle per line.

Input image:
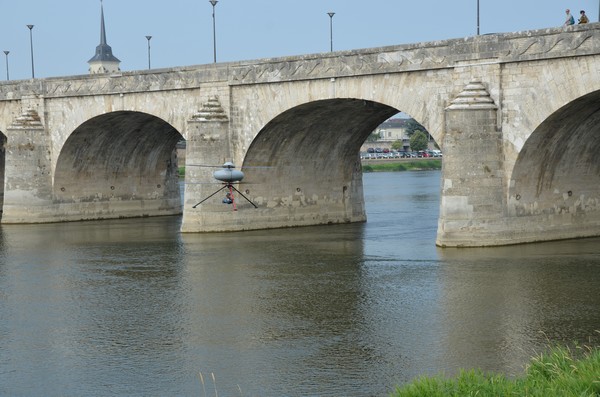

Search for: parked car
xmin=367 ymin=148 xmax=375 ymax=153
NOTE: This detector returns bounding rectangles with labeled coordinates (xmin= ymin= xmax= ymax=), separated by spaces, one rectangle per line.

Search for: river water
xmin=1 ymin=170 xmax=599 ymax=396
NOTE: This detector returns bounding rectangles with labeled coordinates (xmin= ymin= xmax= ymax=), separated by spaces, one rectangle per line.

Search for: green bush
xmin=362 ymin=165 xmax=374 ymax=172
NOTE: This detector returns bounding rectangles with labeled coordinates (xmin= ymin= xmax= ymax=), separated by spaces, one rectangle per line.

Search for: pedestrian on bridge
xmin=564 ymin=9 xmax=575 ymax=25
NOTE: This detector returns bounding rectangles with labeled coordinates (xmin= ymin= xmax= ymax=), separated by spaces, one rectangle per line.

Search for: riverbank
xmin=177 ymin=160 xmax=442 ymax=177
xmin=391 ymin=344 xmax=600 ymax=396
xmin=362 ymin=159 xmax=441 ymax=172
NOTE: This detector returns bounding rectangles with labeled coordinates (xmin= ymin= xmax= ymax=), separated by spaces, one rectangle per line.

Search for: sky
xmin=0 ymin=0 xmax=598 ymax=81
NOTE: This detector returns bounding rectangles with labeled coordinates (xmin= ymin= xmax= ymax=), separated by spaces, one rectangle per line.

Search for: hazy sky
xmin=0 ymin=0 xmax=598 ymax=80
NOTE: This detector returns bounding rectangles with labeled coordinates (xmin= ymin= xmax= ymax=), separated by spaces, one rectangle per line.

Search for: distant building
xmin=375 ymin=118 xmax=410 ymax=141
xmin=88 ymin=1 xmax=121 ymax=74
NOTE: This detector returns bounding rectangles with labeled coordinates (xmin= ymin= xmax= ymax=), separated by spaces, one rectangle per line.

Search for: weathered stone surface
xmin=0 ymin=24 xmax=599 ymax=245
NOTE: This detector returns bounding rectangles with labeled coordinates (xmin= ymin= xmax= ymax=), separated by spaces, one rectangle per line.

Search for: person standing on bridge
xmin=578 ymin=10 xmax=589 ymax=24
xmin=564 ymin=9 xmax=575 ymax=26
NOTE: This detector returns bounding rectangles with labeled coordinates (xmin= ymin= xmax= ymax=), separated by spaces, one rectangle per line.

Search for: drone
xmin=191 ymin=162 xmax=258 ymax=211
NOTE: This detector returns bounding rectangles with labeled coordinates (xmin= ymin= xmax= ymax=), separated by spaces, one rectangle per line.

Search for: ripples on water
xmin=0 ymin=171 xmax=599 ymax=396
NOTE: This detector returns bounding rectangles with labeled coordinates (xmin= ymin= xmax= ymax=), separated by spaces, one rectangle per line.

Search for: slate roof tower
xmin=88 ymin=0 xmax=120 ymax=74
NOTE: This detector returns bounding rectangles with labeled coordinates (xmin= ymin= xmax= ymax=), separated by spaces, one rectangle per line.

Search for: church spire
xmin=100 ymin=0 xmax=108 ymax=46
xmin=88 ymin=0 xmax=121 ymax=74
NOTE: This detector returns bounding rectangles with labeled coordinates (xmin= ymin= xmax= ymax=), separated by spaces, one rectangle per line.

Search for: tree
xmin=366 ymin=132 xmax=380 ymax=142
xmin=391 ymin=140 xmax=404 ymax=150
xmin=409 ymin=130 xmax=428 ymax=152
xmin=404 ymin=118 xmax=427 ymax=136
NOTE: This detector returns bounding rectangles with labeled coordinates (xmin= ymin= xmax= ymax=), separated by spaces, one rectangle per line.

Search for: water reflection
xmin=437 ymin=239 xmax=600 ymax=376
xmin=179 ymin=225 xmax=374 ymax=396
xmin=0 ymin=171 xmax=599 ymax=396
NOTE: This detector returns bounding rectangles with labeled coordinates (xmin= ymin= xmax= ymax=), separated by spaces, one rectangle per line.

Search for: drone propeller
xmin=186 ymin=163 xmax=230 ymax=168
xmin=184 ymin=181 xmax=255 ymax=185
xmin=186 ymin=161 xmax=275 ymax=169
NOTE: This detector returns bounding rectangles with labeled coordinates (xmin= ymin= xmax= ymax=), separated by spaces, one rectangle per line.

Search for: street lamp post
xmin=477 ymin=0 xmax=480 ymax=35
xmin=146 ymin=36 xmax=152 ymax=69
xmin=327 ymin=12 xmax=335 ymax=52
xmin=27 ymin=24 xmax=35 ymax=78
xmin=3 ymin=51 xmax=9 ymax=81
xmin=209 ymin=0 xmax=218 ymax=63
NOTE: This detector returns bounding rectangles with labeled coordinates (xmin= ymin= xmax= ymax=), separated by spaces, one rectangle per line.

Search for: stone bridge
xmin=0 ymin=24 xmax=599 ymax=247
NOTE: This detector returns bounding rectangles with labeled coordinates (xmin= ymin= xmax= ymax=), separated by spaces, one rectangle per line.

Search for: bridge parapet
xmin=229 ymin=24 xmax=600 ymax=85
xmin=0 ymin=65 xmax=230 ymax=101
xmin=0 ymin=24 xmax=598 ymax=101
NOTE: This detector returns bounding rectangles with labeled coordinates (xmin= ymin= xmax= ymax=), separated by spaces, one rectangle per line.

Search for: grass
xmin=362 ymin=160 xmax=442 ymax=173
xmin=390 ymin=343 xmax=600 ymax=397
xmin=198 ymin=371 xmax=243 ymax=397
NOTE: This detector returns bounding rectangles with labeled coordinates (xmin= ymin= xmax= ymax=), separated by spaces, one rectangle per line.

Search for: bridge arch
xmin=508 ymin=89 xmax=600 ymax=236
xmin=239 ymin=98 xmax=399 ymax=218
xmin=54 ymin=111 xmax=184 ymax=220
xmin=231 ymin=75 xmax=447 ymax=158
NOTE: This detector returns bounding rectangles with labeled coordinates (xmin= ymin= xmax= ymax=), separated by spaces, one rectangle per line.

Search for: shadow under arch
xmin=238 ymin=98 xmax=398 ymax=224
xmin=509 ymin=89 xmax=600 ymax=234
xmin=245 ymin=99 xmax=397 ymax=165
xmin=0 ymin=130 xmax=5 ymax=218
xmin=54 ymin=111 xmax=184 ymax=221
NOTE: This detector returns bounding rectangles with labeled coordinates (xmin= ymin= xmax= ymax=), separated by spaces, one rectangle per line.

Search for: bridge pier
xmin=2 ymin=109 xmax=54 ymax=223
xmin=437 ymin=81 xmax=506 ymax=247
xmin=181 ymin=97 xmax=234 ymax=232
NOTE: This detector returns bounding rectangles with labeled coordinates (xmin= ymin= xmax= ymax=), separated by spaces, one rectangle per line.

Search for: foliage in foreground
xmin=362 ymin=160 xmax=441 ymax=173
xmin=391 ymin=345 xmax=600 ymax=397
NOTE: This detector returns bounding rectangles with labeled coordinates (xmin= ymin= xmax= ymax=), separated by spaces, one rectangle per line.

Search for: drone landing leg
xmin=192 ymin=185 xmax=229 ymax=208
xmin=229 ymin=185 xmax=258 ymax=208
